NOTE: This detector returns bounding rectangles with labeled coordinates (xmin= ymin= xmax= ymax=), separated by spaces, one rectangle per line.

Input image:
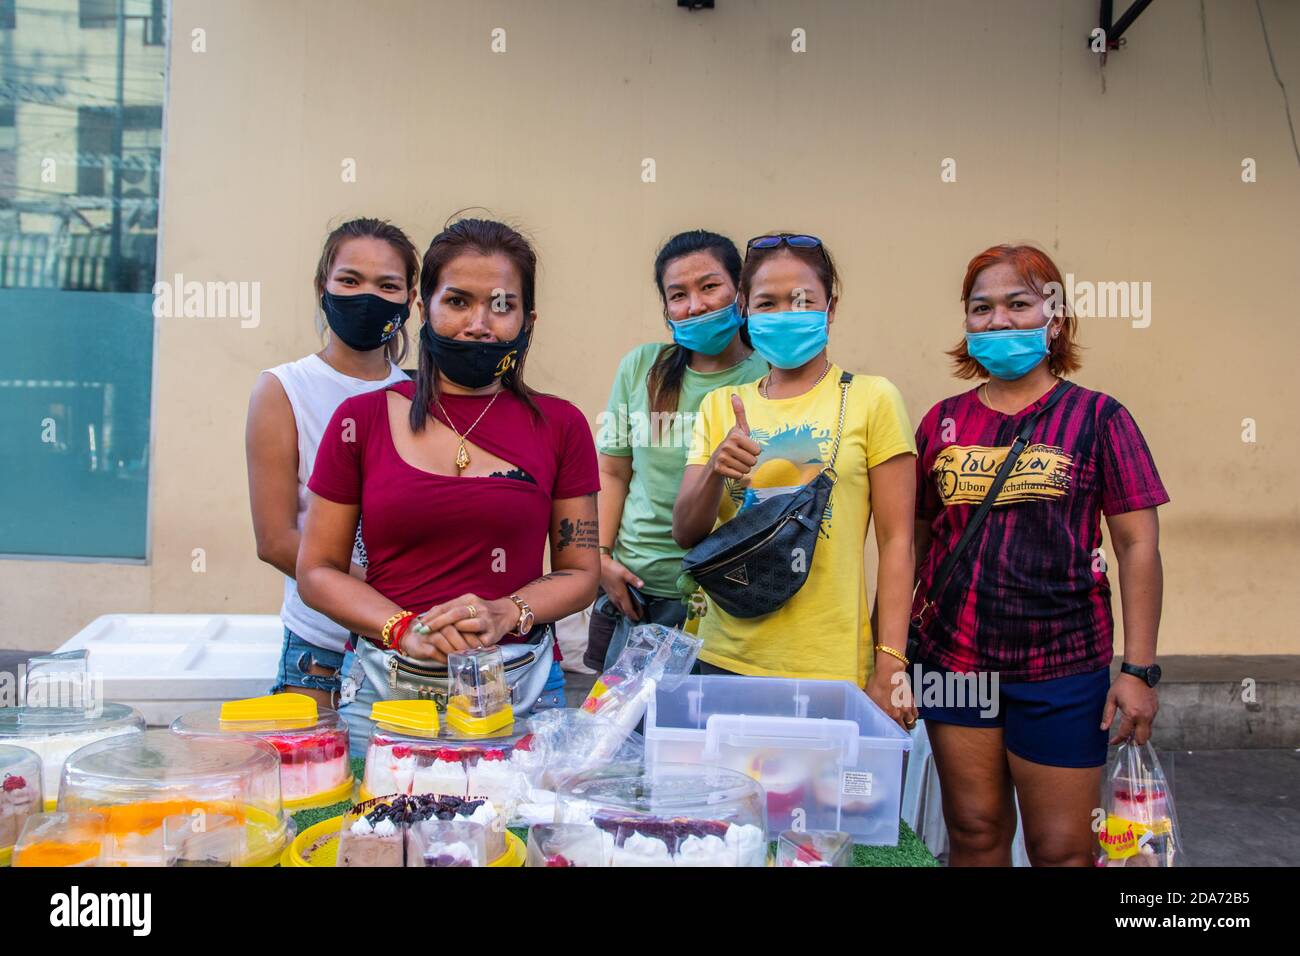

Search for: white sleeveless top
xmin=265 ymin=353 xmax=409 ymax=652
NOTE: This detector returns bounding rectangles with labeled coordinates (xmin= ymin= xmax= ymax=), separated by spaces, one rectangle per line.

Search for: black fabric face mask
xmin=420 ymin=321 xmax=531 ymax=388
xmin=320 ymin=291 xmax=410 ymax=351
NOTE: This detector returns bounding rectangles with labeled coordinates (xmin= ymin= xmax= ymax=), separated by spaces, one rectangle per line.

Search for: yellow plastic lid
xmin=369 ymin=700 xmax=441 ymax=734
xmin=445 ymin=698 xmax=513 ymax=736
xmin=220 ymin=693 xmax=317 ymax=725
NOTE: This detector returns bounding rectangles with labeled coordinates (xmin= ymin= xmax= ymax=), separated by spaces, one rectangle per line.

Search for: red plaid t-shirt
xmin=912 ymin=382 xmax=1169 ymax=682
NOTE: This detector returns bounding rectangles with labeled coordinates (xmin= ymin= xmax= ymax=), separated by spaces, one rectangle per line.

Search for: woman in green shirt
xmin=587 ymin=230 xmax=768 ymax=670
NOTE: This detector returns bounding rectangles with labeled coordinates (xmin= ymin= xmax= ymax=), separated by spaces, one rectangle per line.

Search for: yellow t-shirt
xmin=685 ymin=366 xmax=916 ymax=686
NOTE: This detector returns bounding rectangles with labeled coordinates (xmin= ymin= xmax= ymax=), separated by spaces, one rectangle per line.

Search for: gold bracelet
xmin=381 ymin=610 xmax=412 ymax=650
xmin=875 ymin=643 xmax=910 ymax=667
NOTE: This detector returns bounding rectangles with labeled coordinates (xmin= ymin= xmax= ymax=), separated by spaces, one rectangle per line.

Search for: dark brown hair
xmin=410 ymin=217 xmax=541 ymax=431
xmin=737 ymin=232 xmax=840 ymax=314
xmin=313 ymin=217 xmax=419 ymax=365
xmin=947 ymin=244 xmax=1082 ymax=380
xmin=647 ymin=229 xmax=747 ymax=416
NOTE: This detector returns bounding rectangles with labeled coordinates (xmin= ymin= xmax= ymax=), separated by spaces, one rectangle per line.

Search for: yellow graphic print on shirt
xmin=931 ymin=443 xmax=1073 ymax=506
xmin=724 ymin=421 xmax=835 ymax=537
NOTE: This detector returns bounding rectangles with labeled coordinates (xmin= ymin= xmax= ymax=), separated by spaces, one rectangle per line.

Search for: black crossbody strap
xmin=913 ymin=381 xmax=1073 ymax=627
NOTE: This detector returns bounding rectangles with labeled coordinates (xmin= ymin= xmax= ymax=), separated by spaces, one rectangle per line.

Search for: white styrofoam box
xmin=645 ymin=675 xmax=912 ymax=845
xmin=57 ymin=614 xmax=284 ymax=727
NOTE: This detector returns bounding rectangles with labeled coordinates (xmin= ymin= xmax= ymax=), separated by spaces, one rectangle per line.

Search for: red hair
xmin=947 ymin=244 xmax=1082 ymax=379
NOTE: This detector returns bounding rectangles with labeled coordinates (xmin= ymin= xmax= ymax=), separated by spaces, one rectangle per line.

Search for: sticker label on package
xmin=842 ymin=771 xmax=873 ymax=797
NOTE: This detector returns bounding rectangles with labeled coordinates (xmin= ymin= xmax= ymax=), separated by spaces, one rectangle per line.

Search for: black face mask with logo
xmin=420 ymin=321 xmax=531 ymax=388
xmin=320 ymin=291 xmax=410 ymax=352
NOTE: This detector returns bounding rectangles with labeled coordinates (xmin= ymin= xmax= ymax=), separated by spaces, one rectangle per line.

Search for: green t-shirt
xmin=596 ymin=343 xmax=768 ymax=597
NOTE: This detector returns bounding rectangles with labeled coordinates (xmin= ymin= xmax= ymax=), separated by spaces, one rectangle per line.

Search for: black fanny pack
xmin=681 ymin=372 xmax=853 ymax=619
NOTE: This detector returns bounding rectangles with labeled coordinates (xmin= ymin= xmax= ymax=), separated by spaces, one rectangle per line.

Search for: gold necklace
xmin=434 ymin=390 xmax=502 ymax=472
xmin=761 ymin=358 xmax=831 ymax=400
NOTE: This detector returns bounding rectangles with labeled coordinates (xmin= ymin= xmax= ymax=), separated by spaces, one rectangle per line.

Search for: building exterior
xmin=1 ymin=0 xmax=1297 ymax=662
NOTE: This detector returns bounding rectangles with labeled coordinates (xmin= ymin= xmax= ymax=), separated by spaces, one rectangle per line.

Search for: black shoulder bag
xmin=681 ymin=372 xmax=853 ymax=619
xmin=908 ymin=381 xmax=1074 ymax=654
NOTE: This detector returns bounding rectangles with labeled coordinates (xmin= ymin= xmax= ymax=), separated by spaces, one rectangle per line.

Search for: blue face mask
xmin=669 ymin=302 xmax=742 ymax=356
xmin=965 ymin=321 xmax=1051 ymax=381
xmin=745 ymin=308 xmax=829 ymax=370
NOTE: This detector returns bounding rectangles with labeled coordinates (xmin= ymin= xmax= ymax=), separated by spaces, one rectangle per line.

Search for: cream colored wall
xmin=5 ymin=0 xmax=1298 ymax=657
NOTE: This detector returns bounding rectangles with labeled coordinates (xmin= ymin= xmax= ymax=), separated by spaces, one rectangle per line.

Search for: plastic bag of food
xmin=512 ymin=709 xmax=645 ymax=826
xmin=1097 ymin=740 xmax=1184 ymax=867
xmin=580 ymin=624 xmax=702 ymax=734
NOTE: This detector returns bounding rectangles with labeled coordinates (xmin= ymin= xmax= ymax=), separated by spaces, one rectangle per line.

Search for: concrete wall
xmin=4 ymin=0 xmax=1298 ymax=659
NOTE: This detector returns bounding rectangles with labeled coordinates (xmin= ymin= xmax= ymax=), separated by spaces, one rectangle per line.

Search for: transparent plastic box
xmin=361 ymin=702 xmax=539 ymax=814
xmin=171 ymin=693 xmax=352 ymax=810
xmin=12 ymin=811 xmax=105 ymax=867
xmin=557 ymin=764 xmax=768 ymax=867
xmin=0 ymin=745 xmax=43 ymax=859
xmin=526 ymin=823 xmax=607 ymax=867
xmin=58 ymin=729 xmax=288 ymax=867
xmin=776 ymin=829 xmax=853 ymax=867
xmin=445 ymin=647 xmax=513 ymax=735
xmin=407 ymin=819 xmax=487 ymax=867
xmin=645 ymin=676 xmax=912 ymax=845
xmin=337 ymin=794 xmax=505 ymax=866
xmin=0 ymin=703 xmax=145 ymax=807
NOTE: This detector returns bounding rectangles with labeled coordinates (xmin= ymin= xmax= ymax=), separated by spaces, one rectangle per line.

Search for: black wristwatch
xmin=1120 ymin=662 xmax=1162 ymax=687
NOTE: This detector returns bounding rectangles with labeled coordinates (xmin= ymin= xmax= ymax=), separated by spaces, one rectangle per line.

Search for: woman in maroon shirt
xmin=297 ymin=218 xmax=600 ymax=750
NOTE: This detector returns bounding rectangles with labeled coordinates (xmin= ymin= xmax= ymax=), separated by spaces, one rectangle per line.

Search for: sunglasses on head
xmin=746 ymin=233 xmax=824 ymax=253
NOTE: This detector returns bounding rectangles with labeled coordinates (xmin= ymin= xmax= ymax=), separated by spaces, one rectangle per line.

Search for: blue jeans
xmin=270 ymin=627 xmax=345 ymax=696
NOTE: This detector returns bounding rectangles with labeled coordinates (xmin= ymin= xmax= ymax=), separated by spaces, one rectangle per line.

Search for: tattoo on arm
xmin=556 ymin=517 xmax=598 ymax=551
xmin=535 ymin=570 xmax=574 ymax=584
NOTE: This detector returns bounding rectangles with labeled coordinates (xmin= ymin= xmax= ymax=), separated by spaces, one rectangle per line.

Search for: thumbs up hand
xmin=710 ymin=393 xmax=762 ymax=480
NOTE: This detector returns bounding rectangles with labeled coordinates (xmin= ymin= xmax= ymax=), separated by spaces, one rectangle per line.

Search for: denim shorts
xmin=270 ymin=627 xmax=345 ymax=696
xmin=914 ymin=658 xmax=1110 ymax=769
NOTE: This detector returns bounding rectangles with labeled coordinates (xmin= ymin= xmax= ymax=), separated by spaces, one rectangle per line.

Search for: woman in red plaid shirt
xmin=909 ymin=245 xmax=1169 ymax=866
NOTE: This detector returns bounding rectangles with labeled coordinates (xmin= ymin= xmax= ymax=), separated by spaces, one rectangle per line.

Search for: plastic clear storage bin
xmin=0 ymin=703 xmax=145 ymax=809
xmin=171 ymin=693 xmax=352 ymax=810
xmin=360 ymin=700 xmax=540 ymax=813
xmin=557 ymin=764 xmax=768 ymax=867
xmin=645 ymin=675 xmax=912 ymax=845
xmin=57 ymin=729 xmax=288 ymax=866
xmin=0 ymin=745 xmax=43 ymax=865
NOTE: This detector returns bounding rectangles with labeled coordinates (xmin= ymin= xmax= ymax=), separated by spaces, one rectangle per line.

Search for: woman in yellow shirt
xmin=673 ymin=233 xmax=918 ymax=728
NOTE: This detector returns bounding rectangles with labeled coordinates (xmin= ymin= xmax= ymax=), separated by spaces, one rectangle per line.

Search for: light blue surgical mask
xmin=669 ymin=301 xmax=743 ymax=355
xmin=965 ymin=320 xmax=1052 ymax=381
xmin=745 ymin=308 xmax=829 ymax=370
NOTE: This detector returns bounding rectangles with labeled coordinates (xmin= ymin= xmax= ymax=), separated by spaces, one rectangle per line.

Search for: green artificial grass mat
xmin=289 ymin=756 xmax=938 ymax=867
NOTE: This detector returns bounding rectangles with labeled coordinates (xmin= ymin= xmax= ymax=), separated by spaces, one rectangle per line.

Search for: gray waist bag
xmin=350 ymin=625 xmax=555 ymax=716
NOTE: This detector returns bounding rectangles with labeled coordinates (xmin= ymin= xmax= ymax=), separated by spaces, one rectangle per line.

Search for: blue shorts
xmin=270 ymin=627 xmax=345 ymax=696
xmin=913 ymin=659 xmax=1110 ymax=769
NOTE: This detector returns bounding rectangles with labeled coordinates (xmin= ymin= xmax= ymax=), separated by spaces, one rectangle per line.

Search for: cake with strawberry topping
xmin=466 ymin=748 xmax=531 ymax=805
xmin=263 ymin=732 xmax=350 ymax=803
xmin=1 ymin=769 xmax=40 ymax=849
xmin=411 ymin=748 xmax=469 ymax=798
xmin=365 ymin=743 xmax=417 ymax=798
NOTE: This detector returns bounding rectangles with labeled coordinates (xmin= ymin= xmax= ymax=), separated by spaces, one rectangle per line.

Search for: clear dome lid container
xmin=556 ymin=764 xmax=769 ymax=867
xmin=12 ymin=811 xmax=105 ymax=867
xmin=0 ymin=703 xmax=144 ymax=802
xmin=446 ymin=647 xmax=513 ymax=734
xmin=526 ymin=823 xmax=607 ymax=867
xmin=361 ymin=700 xmax=540 ymax=812
xmin=776 ymin=829 xmax=852 ymax=867
xmin=0 ymin=744 xmax=44 ymax=856
xmin=337 ymin=794 xmax=504 ymax=866
xmin=171 ymin=693 xmax=352 ymax=809
xmin=58 ymin=729 xmax=287 ymax=867
xmin=407 ymin=818 xmax=487 ymax=867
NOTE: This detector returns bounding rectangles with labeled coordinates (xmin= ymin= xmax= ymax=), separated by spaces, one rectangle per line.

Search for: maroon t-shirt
xmin=308 ymin=381 xmax=599 ymax=638
xmin=912 ymin=383 xmax=1169 ymax=682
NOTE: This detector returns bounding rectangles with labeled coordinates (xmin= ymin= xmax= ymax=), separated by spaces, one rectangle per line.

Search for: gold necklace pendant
xmin=455 ymin=440 xmax=471 ymax=471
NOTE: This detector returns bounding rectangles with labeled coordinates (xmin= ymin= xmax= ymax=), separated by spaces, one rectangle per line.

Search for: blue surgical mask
xmin=965 ymin=321 xmax=1052 ymax=381
xmin=669 ymin=302 xmax=742 ymax=355
xmin=745 ymin=309 xmax=829 ymax=370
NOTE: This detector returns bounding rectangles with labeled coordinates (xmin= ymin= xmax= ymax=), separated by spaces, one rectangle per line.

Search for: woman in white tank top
xmin=245 ymin=218 xmax=418 ymax=708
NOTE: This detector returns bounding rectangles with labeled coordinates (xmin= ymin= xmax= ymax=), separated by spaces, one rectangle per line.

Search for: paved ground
xmin=4 ymin=651 xmax=1294 ymax=865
